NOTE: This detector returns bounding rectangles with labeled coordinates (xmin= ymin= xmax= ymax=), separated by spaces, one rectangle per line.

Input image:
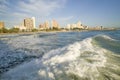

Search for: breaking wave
xmin=1 ymin=35 xmax=120 ymax=80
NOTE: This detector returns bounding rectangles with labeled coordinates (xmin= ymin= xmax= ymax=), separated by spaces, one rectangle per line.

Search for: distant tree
xmin=0 ymin=29 xmax=2 ymax=33
xmin=9 ymin=28 xmax=20 ymax=33
xmin=52 ymin=27 xmax=61 ymax=31
xmin=2 ymin=28 xmax=9 ymax=33
xmin=73 ymin=28 xmax=82 ymax=31
xmin=31 ymin=29 xmax=38 ymax=32
xmin=21 ymin=29 xmax=26 ymax=32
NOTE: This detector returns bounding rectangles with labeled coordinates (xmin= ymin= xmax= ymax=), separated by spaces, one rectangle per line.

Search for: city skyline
xmin=0 ymin=0 xmax=120 ymax=28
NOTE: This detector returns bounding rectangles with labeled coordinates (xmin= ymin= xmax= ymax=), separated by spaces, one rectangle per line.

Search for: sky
xmin=0 ymin=0 xmax=120 ymax=28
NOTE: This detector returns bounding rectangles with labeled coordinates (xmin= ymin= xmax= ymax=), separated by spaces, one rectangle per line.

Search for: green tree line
xmin=0 ymin=28 xmax=20 ymax=33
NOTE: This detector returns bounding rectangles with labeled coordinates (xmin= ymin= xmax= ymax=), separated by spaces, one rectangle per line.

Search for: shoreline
xmin=0 ymin=31 xmax=70 ymax=36
xmin=0 ymin=29 xmax=118 ymax=36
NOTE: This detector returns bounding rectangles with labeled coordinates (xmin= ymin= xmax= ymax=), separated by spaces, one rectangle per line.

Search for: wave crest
xmin=1 ymin=37 xmax=111 ymax=80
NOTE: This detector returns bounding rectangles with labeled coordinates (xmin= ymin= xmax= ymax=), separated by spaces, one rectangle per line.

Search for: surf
xmin=1 ymin=35 xmax=120 ymax=80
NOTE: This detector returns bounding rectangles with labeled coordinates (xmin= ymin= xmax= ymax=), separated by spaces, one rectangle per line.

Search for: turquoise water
xmin=0 ymin=30 xmax=120 ymax=80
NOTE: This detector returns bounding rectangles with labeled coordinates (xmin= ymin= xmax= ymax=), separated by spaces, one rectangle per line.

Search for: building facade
xmin=24 ymin=17 xmax=36 ymax=31
xmin=44 ymin=21 xmax=49 ymax=29
xmin=39 ymin=21 xmax=49 ymax=30
xmin=0 ymin=22 xmax=4 ymax=29
xmin=32 ymin=17 xmax=36 ymax=28
xmin=51 ymin=20 xmax=59 ymax=29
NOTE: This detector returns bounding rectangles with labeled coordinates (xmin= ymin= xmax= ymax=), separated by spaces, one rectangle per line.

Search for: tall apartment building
xmin=0 ymin=21 xmax=4 ymax=29
xmin=39 ymin=21 xmax=49 ymax=30
xmin=39 ymin=24 xmax=44 ymax=30
xmin=44 ymin=21 xmax=49 ymax=29
xmin=32 ymin=17 xmax=36 ymax=28
xmin=66 ymin=24 xmax=71 ymax=29
xmin=51 ymin=20 xmax=59 ymax=29
xmin=24 ymin=17 xmax=36 ymax=31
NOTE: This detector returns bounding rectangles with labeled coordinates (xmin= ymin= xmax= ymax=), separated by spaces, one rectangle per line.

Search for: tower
xmin=24 ymin=17 xmax=35 ymax=31
xmin=32 ymin=17 xmax=36 ymax=28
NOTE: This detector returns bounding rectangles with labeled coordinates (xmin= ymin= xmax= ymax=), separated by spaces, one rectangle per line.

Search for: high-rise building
xmin=51 ymin=20 xmax=59 ymax=29
xmin=39 ymin=21 xmax=49 ymax=30
xmin=24 ymin=17 xmax=36 ymax=31
xmin=66 ymin=24 xmax=71 ymax=29
xmin=44 ymin=21 xmax=49 ymax=29
xmin=39 ymin=24 xmax=45 ymax=30
xmin=0 ymin=21 xmax=4 ymax=29
xmin=39 ymin=24 xmax=43 ymax=29
xmin=32 ymin=17 xmax=36 ymax=28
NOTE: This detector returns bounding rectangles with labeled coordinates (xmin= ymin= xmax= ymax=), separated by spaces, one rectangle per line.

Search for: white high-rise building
xmin=66 ymin=24 xmax=71 ymax=29
xmin=32 ymin=17 xmax=36 ymax=28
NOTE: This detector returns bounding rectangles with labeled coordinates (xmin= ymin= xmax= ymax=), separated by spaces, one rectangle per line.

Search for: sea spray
xmin=1 ymin=36 xmax=119 ymax=80
xmin=0 ymin=31 xmax=120 ymax=80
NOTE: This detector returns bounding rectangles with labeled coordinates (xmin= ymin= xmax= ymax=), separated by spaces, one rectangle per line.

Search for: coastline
xmin=0 ymin=29 xmax=118 ymax=36
xmin=0 ymin=30 xmax=70 ymax=36
xmin=0 ymin=29 xmax=120 ymax=80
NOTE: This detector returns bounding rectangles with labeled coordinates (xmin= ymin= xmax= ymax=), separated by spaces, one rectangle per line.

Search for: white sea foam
xmin=0 ymin=34 xmax=55 ymax=57
xmin=99 ymin=35 xmax=117 ymax=41
xmin=0 ymin=34 xmax=57 ymax=73
xmin=1 ymin=37 xmax=109 ymax=80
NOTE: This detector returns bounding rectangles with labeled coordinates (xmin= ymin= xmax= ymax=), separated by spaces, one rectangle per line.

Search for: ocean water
xmin=0 ymin=30 xmax=120 ymax=80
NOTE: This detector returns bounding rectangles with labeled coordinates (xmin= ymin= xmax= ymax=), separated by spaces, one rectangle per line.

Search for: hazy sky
xmin=0 ymin=0 xmax=120 ymax=28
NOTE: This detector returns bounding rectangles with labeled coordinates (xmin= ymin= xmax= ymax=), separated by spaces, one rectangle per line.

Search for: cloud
xmin=0 ymin=0 xmax=9 ymax=12
xmin=0 ymin=0 xmax=67 ymax=27
xmin=17 ymin=0 xmax=67 ymax=16
xmin=0 ymin=0 xmax=8 ymax=5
